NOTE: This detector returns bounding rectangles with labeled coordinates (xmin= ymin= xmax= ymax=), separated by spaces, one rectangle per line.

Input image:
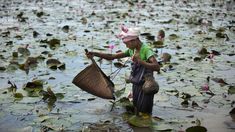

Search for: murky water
xmin=0 ymin=0 xmax=235 ymax=131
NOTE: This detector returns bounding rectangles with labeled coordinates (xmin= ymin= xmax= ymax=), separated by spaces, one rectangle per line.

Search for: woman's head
xmin=117 ymin=25 xmax=141 ymax=49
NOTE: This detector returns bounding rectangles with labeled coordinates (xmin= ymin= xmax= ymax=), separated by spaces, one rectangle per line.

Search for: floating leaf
xmin=198 ymin=47 xmax=209 ymax=55
xmin=193 ymin=57 xmax=202 ymax=62
xmin=62 ymin=25 xmax=69 ymax=33
xmin=181 ymin=100 xmax=189 ymax=107
xmin=192 ymin=101 xmax=199 ymax=108
xmin=152 ymin=41 xmax=164 ymax=48
xmin=128 ymin=115 xmax=153 ymax=128
xmin=161 ymin=53 xmax=171 ymax=62
xmin=114 ymin=87 xmax=125 ymax=98
xmin=14 ymin=93 xmax=23 ymax=98
xmin=81 ymin=17 xmax=87 ymax=25
xmin=152 ymin=123 xmax=173 ymax=131
xmin=228 ymin=85 xmax=235 ymax=94
xmin=36 ymin=11 xmax=44 ymax=17
xmin=33 ymin=31 xmax=39 ymax=38
xmin=146 ymin=35 xmax=155 ymax=41
xmin=165 ymin=89 xmax=179 ymax=96
xmin=46 ymin=59 xmax=61 ymax=69
xmin=169 ymin=34 xmax=179 ymax=40
xmin=24 ymin=80 xmax=43 ymax=89
xmin=113 ymin=62 xmax=127 ymax=68
xmin=47 ymin=39 xmax=60 ymax=49
xmin=17 ymin=45 xmax=30 ymax=56
xmin=58 ymin=63 xmax=66 ymax=70
xmin=0 ymin=66 xmax=6 ymax=71
xmin=186 ymin=126 xmax=207 ymax=132
xmin=229 ymin=108 xmax=235 ymax=121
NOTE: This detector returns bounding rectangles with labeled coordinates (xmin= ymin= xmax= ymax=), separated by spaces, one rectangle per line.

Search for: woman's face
xmin=123 ymin=39 xmax=136 ymax=49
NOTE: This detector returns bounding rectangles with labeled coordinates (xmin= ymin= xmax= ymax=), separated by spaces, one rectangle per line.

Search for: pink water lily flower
xmin=157 ymin=35 xmax=164 ymax=41
xmin=201 ymin=84 xmax=209 ymax=91
xmin=208 ymin=53 xmax=215 ymax=59
xmin=109 ymin=44 xmax=115 ymax=50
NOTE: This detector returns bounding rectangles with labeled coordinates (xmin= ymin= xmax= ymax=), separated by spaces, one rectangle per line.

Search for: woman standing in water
xmin=86 ymin=26 xmax=160 ymax=117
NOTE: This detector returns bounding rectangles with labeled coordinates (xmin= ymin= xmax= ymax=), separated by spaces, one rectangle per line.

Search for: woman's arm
xmin=137 ymin=56 xmax=160 ymax=72
xmin=86 ymin=51 xmax=127 ymax=60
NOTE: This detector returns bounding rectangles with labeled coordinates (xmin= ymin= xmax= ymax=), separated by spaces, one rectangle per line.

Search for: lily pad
xmin=186 ymin=126 xmax=207 ymax=132
xmin=128 ymin=115 xmax=153 ymax=128
xmin=229 ymin=108 xmax=235 ymax=121
xmin=14 ymin=92 xmax=23 ymax=98
xmin=228 ymin=85 xmax=235 ymax=94
xmin=152 ymin=41 xmax=164 ymax=48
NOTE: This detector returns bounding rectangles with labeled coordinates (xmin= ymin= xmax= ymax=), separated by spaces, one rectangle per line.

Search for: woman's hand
xmin=85 ymin=51 xmax=94 ymax=59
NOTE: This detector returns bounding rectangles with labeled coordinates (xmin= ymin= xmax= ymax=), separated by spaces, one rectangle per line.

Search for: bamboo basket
xmin=72 ymin=59 xmax=115 ymax=100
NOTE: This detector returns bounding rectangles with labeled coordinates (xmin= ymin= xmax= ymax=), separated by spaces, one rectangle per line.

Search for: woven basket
xmin=72 ymin=60 xmax=115 ymax=99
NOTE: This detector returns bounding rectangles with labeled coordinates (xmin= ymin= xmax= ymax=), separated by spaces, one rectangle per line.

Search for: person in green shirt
xmin=86 ymin=26 xmax=160 ymax=117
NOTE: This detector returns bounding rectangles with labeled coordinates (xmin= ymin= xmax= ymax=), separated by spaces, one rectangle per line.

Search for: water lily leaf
xmin=58 ymin=63 xmax=66 ymax=70
xmin=117 ymin=97 xmax=134 ymax=113
xmin=186 ymin=126 xmax=207 ymax=132
xmin=12 ymin=52 xmax=18 ymax=58
xmin=114 ymin=87 xmax=125 ymax=98
xmin=152 ymin=123 xmax=174 ymax=131
xmin=165 ymin=89 xmax=179 ymax=96
xmin=24 ymin=80 xmax=43 ymax=89
xmin=193 ymin=57 xmax=202 ymax=62
xmin=113 ymin=62 xmax=127 ymax=68
xmin=81 ymin=17 xmax=87 ymax=25
xmin=216 ymin=32 xmax=227 ymax=38
xmin=17 ymin=45 xmax=30 ymax=56
xmin=146 ymin=35 xmax=155 ymax=41
xmin=128 ymin=115 xmax=153 ymax=128
xmin=192 ymin=101 xmax=199 ymax=108
xmin=0 ymin=66 xmax=6 ymax=71
xmin=228 ymin=85 xmax=235 ymax=94
xmin=33 ymin=31 xmax=39 ymax=38
xmin=46 ymin=39 xmax=60 ymax=49
xmin=23 ymin=80 xmax=44 ymax=96
xmin=169 ymin=34 xmax=179 ymax=40
xmin=160 ymin=19 xmax=174 ymax=24
xmin=82 ymin=121 xmax=120 ymax=131
xmin=161 ymin=53 xmax=171 ymax=62
xmin=14 ymin=93 xmax=23 ymax=98
xmin=181 ymin=100 xmax=189 ymax=107
xmin=46 ymin=59 xmax=61 ymax=69
xmin=152 ymin=41 xmax=164 ymax=48
xmin=65 ymin=51 xmax=77 ymax=56
xmin=180 ymin=93 xmax=192 ymax=100
xmin=55 ymin=93 xmax=64 ymax=100
xmin=62 ymin=25 xmax=69 ymax=33
xmin=229 ymin=108 xmax=235 ymax=121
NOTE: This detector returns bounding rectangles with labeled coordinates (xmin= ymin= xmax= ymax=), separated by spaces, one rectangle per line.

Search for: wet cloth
xmin=124 ymin=44 xmax=156 ymax=114
xmin=131 ymin=63 xmax=155 ymax=114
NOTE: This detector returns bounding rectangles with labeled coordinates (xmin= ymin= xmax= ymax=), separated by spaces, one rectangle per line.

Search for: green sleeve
xmin=140 ymin=44 xmax=155 ymax=61
xmin=145 ymin=47 xmax=155 ymax=60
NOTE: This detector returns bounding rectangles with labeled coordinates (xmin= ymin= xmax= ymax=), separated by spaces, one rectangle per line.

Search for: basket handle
xmin=84 ymin=49 xmax=96 ymax=64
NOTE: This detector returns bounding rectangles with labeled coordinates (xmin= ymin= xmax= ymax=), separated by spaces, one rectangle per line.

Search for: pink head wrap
xmin=116 ymin=25 xmax=140 ymax=43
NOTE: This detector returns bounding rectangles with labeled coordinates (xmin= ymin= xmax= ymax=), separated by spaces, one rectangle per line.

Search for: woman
xmin=86 ymin=26 xmax=160 ymax=116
